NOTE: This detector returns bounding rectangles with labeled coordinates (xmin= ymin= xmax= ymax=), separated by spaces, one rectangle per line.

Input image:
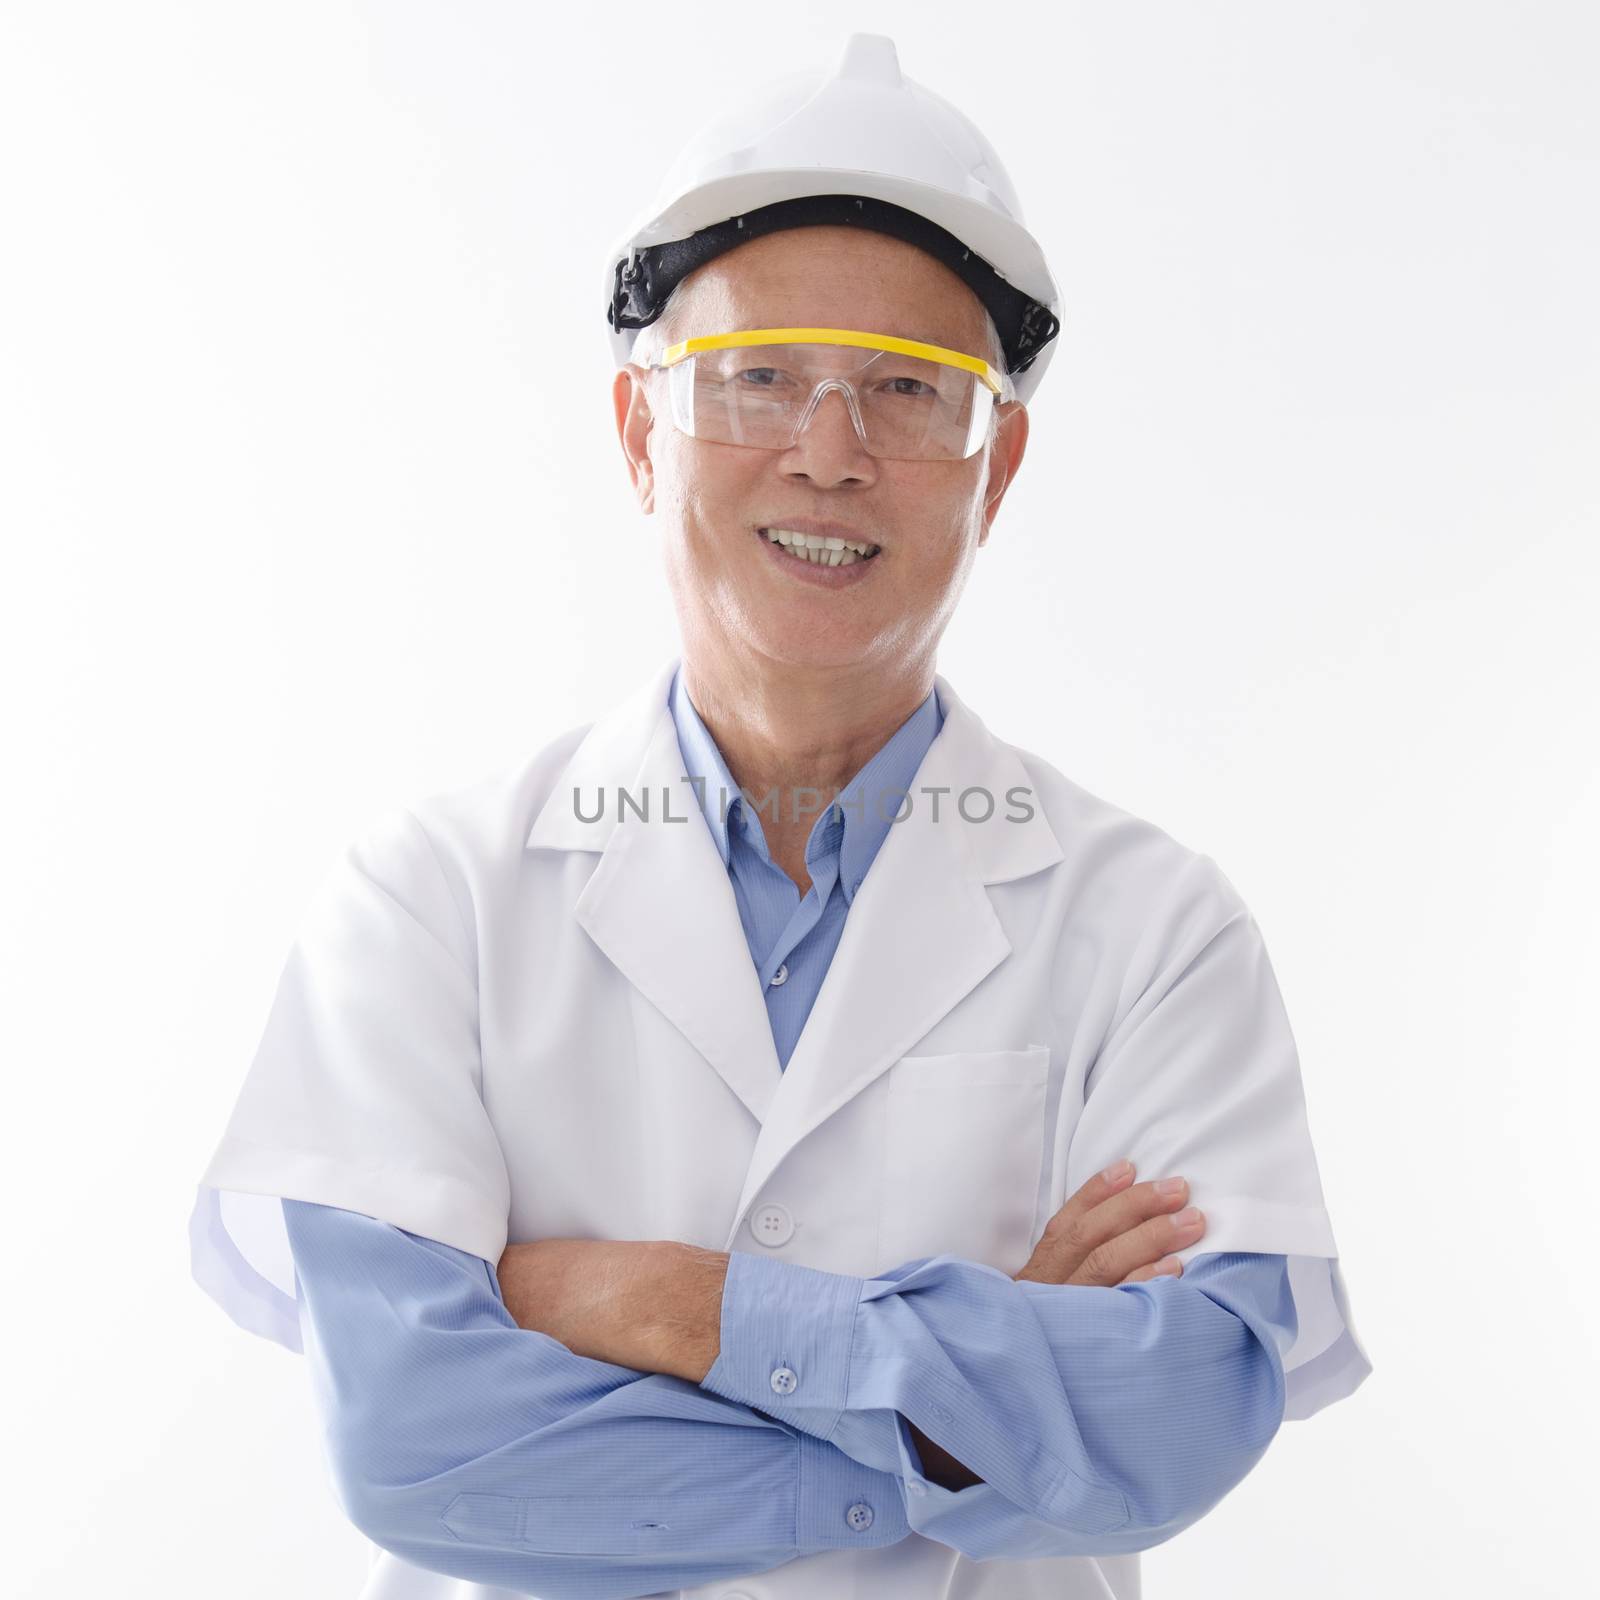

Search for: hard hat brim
xmin=606 ymin=181 xmax=1062 ymax=405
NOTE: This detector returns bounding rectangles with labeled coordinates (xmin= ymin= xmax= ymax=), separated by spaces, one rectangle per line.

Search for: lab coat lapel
xmin=729 ymin=671 xmax=1066 ymax=1231
xmin=525 ymin=657 xmax=1067 ymax=1238
xmin=526 ymin=657 xmax=785 ymax=1127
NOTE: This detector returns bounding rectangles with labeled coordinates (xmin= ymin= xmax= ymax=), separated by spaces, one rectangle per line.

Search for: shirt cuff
xmin=795 ymin=1431 xmax=911 ymax=1547
xmin=699 ymin=1247 xmax=867 ymax=1440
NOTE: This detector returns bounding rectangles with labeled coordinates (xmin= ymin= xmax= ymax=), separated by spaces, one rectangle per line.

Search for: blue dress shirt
xmin=667 ymin=660 xmax=946 ymax=1072
xmin=279 ymin=665 xmax=1297 ymax=1596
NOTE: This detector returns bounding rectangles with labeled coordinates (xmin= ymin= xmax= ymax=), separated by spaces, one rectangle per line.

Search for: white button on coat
xmin=770 ymin=1366 xmax=798 ymax=1395
xmin=749 ymin=1201 xmax=794 ymax=1246
xmin=769 ymin=962 xmax=788 ymax=987
xmin=191 ymin=651 xmax=1370 ymax=1600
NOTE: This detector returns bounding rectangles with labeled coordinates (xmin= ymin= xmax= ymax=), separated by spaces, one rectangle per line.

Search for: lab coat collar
xmin=525 ymin=654 xmax=1064 ymax=1225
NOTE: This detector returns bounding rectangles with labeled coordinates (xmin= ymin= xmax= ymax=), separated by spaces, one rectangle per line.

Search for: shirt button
xmin=769 ymin=962 xmax=788 ymax=987
xmin=908 ymin=1479 xmax=928 ymax=1497
xmin=846 ymin=1501 xmax=875 ymax=1531
xmin=770 ymin=1366 xmax=798 ymax=1395
xmin=749 ymin=1202 xmax=795 ymax=1246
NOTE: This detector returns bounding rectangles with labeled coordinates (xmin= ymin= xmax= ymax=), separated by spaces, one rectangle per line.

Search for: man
xmin=190 ymin=32 xmax=1369 ymax=1600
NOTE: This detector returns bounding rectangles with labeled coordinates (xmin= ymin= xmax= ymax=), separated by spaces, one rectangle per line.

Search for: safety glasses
xmin=635 ymin=327 xmax=1005 ymax=462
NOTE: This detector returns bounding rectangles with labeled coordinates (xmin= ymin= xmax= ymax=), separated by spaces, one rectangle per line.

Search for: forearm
xmin=283 ymin=1202 xmax=907 ymax=1599
xmin=618 ymin=1245 xmax=980 ymax=1492
xmin=502 ymin=1237 xmax=728 ymax=1386
xmin=694 ymin=1247 xmax=1293 ymax=1560
xmin=535 ymin=1238 xmax=991 ymax=1496
xmin=362 ymin=1415 xmax=889 ymax=1600
xmin=544 ymin=1235 xmax=1280 ymax=1536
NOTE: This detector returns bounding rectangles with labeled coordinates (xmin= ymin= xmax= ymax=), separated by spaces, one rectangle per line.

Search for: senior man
xmin=190 ymin=33 xmax=1369 ymax=1600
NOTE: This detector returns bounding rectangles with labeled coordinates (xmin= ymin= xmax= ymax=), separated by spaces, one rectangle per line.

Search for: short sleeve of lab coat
xmin=188 ymin=806 xmax=510 ymax=1354
xmin=1062 ymin=853 xmax=1372 ymax=1422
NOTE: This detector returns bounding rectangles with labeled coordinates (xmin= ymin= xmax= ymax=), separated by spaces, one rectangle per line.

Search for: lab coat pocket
xmin=878 ymin=1044 xmax=1052 ymax=1276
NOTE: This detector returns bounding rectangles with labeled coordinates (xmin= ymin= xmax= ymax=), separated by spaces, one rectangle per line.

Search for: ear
xmin=613 ymin=365 xmax=657 ymax=515
xmin=977 ymin=400 xmax=1029 ymax=548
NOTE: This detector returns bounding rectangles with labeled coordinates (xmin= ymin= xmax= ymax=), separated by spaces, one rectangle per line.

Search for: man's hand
xmin=495 ymin=1237 xmax=728 ymax=1383
xmin=1015 ymin=1159 xmax=1206 ymax=1286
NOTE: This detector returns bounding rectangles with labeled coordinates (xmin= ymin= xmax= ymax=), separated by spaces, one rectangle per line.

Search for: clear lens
xmin=667 ymin=342 xmax=993 ymax=461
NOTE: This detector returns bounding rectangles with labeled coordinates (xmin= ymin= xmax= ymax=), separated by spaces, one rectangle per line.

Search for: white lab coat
xmin=191 ymin=652 xmax=1370 ymax=1600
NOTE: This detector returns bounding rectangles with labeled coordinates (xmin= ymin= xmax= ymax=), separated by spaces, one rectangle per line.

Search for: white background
xmin=4 ymin=2 xmax=1595 ymax=1595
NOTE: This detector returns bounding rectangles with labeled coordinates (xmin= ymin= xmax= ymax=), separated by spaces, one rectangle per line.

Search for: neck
xmin=678 ymin=641 xmax=932 ymax=837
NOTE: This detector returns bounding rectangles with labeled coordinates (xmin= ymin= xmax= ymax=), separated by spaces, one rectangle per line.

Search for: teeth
xmin=762 ymin=528 xmax=880 ymax=565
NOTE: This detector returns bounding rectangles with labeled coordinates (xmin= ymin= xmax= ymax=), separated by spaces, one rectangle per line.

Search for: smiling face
xmin=612 ymin=226 xmax=1029 ymax=680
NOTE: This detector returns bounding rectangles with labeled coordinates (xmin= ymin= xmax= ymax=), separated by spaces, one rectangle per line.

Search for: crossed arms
xmin=283 ymin=1198 xmax=1292 ymax=1600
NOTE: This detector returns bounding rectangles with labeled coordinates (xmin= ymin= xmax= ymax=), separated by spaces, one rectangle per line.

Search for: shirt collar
xmin=669 ymin=662 xmax=944 ymax=906
xmin=669 ymin=663 xmax=747 ymax=866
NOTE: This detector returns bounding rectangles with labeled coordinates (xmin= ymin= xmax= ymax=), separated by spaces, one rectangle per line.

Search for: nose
xmin=780 ymin=383 xmax=877 ymax=485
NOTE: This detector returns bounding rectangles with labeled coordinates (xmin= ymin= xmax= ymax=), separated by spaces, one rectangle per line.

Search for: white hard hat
xmin=604 ymin=33 xmax=1063 ymax=406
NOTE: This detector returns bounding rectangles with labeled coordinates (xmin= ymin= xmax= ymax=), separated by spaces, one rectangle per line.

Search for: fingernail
xmin=1156 ymin=1256 xmax=1183 ymax=1275
xmin=1154 ymin=1176 xmax=1186 ymax=1196
xmin=1101 ymin=1159 xmax=1133 ymax=1184
xmin=1171 ymin=1206 xmax=1202 ymax=1230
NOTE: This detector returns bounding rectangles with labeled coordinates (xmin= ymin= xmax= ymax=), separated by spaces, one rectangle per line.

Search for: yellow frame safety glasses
xmin=636 ymin=327 xmax=1006 ymax=463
